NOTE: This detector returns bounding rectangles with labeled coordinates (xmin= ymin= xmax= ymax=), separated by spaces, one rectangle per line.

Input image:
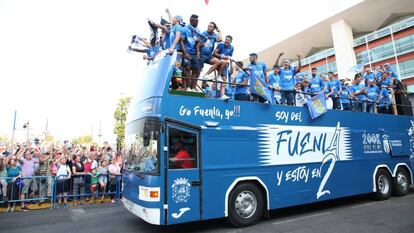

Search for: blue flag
xmin=249 ymin=70 xmax=273 ymax=103
xmin=349 ymin=54 xmax=369 ymax=73
xmin=306 ymin=92 xmax=327 ymax=119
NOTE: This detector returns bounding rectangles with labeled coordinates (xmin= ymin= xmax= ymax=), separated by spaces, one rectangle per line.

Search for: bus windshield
xmin=125 ymin=118 xmax=161 ymax=175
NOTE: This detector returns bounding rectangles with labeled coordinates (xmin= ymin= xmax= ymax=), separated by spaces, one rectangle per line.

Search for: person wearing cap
xmin=229 ymin=61 xmax=249 ymax=101
xmin=383 ymin=63 xmax=398 ymax=80
xmin=339 ymin=80 xmax=352 ymax=111
xmin=181 ymin=14 xmax=202 ymax=92
xmin=308 ymin=67 xmax=323 ymax=96
xmin=198 ymin=22 xmax=222 ymax=80
xmin=268 ymin=65 xmax=281 ymax=104
xmin=274 ymin=52 xmax=302 ymax=105
xmin=213 ymin=35 xmax=234 ymax=99
xmin=248 ymin=53 xmax=268 ymax=103
xmin=350 ymin=74 xmax=367 ymax=112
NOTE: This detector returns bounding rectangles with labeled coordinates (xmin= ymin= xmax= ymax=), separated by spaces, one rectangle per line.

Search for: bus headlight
xmin=139 ymin=186 xmax=160 ymax=202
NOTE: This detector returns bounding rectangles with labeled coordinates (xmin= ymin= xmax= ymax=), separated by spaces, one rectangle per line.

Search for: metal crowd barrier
xmin=0 ymin=174 xmax=123 ymax=210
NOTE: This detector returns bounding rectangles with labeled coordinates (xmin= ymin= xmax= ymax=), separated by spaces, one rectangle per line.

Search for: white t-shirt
xmin=56 ymin=164 xmax=69 ymax=180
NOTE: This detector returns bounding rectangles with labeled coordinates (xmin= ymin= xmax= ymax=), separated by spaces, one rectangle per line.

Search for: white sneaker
xmin=186 ymin=87 xmax=191 ymax=91
xmin=201 ymin=75 xmax=214 ymax=80
xmin=220 ymin=94 xmax=230 ymax=100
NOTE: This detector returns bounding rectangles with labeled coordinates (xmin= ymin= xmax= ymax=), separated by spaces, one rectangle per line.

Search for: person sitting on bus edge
xmin=248 ymin=53 xmax=268 ymax=103
xmin=212 ymin=35 xmax=234 ymax=100
xmin=181 ymin=14 xmax=202 ymax=92
xmin=274 ymin=52 xmax=301 ymax=105
xmin=229 ymin=61 xmax=249 ymax=101
xmin=268 ymin=64 xmax=281 ymax=104
xmin=350 ymin=73 xmax=367 ymax=112
xmin=128 ymin=37 xmax=162 ymax=65
xmin=168 ymin=13 xmax=185 ymax=89
xmin=339 ymin=80 xmax=352 ymax=111
xmin=327 ymin=72 xmax=342 ymax=110
xmin=199 ymin=22 xmax=222 ymax=80
xmin=171 ymin=141 xmax=194 ymax=169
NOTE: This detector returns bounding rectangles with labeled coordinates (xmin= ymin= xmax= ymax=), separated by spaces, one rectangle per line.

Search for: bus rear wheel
xmin=393 ymin=167 xmax=410 ymax=196
xmin=228 ymin=183 xmax=264 ymax=227
xmin=373 ymin=169 xmax=392 ymax=201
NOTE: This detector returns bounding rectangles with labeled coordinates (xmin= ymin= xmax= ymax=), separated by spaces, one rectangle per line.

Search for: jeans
xmin=342 ymin=103 xmax=352 ymax=110
xmin=251 ymin=93 xmax=266 ymax=103
xmin=235 ymin=93 xmax=249 ymax=101
xmin=366 ymin=102 xmax=377 ymax=113
xmin=354 ymin=101 xmax=367 ymax=112
xmin=280 ymin=90 xmax=295 ymax=105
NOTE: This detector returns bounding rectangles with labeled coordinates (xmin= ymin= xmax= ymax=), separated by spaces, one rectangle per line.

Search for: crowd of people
xmin=0 ymin=141 xmax=123 ymax=212
xmin=127 ymin=9 xmax=404 ymax=114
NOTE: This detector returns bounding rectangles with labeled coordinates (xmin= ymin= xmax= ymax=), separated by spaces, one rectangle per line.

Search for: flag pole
xmin=11 ymin=110 xmax=17 ymax=153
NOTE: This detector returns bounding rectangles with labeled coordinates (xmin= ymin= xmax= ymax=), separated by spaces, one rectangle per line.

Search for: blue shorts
xmin=183 ymin=54 xmax=200 ymax=71
xmin=199 ymin=54 xmax=213 ymax=69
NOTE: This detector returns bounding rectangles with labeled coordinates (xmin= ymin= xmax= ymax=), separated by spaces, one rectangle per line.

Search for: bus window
xmin=168 ymin=127 xmax=198 ymax=169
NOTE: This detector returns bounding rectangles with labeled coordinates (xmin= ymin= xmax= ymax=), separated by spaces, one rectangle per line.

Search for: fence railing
xmin=0 ymin=174 xmax=122 ymax=210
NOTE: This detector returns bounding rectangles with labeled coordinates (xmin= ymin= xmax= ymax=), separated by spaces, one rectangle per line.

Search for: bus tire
xmin=228 ymin=183 xmax=264 ymax=227
xmin=373 ymin=169 xmax=392 ymax=201
xmin=393 ymin=167 xmax=410 ymax=196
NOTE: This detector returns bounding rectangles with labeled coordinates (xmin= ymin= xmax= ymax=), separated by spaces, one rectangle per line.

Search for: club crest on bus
xmin=171 ymin=177 xmax=191 ymax=203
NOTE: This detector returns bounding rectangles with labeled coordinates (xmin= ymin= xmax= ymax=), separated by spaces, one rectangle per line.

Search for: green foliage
xmin=72 ymin=135 xmax=94 ymax=145
xmin=113 ymin=96 xmax=132 ymax=151
xmin=0 ymin=135 xmax=9 ymax=142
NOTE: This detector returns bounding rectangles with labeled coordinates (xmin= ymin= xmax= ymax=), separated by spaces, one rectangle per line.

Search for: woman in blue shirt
xmin=6 ymin=157 xmax=22 ymax=212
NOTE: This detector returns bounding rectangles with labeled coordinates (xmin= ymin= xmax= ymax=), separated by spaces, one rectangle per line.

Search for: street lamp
xmin=23 ymin=121 xmax=30 ymax=144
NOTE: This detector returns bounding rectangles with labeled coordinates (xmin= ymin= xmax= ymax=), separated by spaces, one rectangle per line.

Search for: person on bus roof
xmin=171 ymin=141 xmax=194 ymax=169
xmin=213 ymin=35 xmax=234 ymax=100
xmin=229 ymin=61 xmax=249 ymax=101
xmin=248 ymin=53 xmax=268 ymax=103
xmin=350 ymin=74 xmax=367 ymax=112
xmin=199 ymin=22 xmax=223 ymax=80
xmin=274 ymin=52 xmax=302 ymax=106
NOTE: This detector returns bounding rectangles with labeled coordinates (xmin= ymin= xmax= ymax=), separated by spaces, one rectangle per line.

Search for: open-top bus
xmin=122 ymin=51 xmax=414 ymax=227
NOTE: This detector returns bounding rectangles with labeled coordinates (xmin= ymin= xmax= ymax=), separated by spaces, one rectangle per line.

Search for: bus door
xmin=166 ymin=125 xmax=201 ymax=224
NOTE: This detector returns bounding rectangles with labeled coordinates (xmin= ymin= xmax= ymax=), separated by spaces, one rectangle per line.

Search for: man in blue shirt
xmin=213 ymin=35 xmax=234 ymax=99
xmin=378 ymin=88 xmax=392 ymax=114
xmin=230 ymin=61 xmax=249 ymax=101
xmin=363 ymin=68 xmax=376 ymax=86
xmin=340 ymin=80 xmax=352 ymax=110
xmin=309 ymin=67 xmax=323 ymax=96
xmin=327 ymin=72 xmax=342 ymax=110
xmin=181 ymin=14 xmax=202 ymax=92
xmin=274 ymin=52 xmax=301 ymax=105
xmin=248 ymin=53 xmax=268 ymax=103
xmin=166 ymin=13 xmax=185 ymax=89
xmin=268 ymin=65 xmax=281 ymax=104
xmin=366 ymin=79 xmax=380 ymax=113
xmin=198 ymin=22 xmax=222 ymax=79
xmin=128 ymin=37 xmax=162 ymax=65
xmin=350 ymin=74 xmax=367 ymax=112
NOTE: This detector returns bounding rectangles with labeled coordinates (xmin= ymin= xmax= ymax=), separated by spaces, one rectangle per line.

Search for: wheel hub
xmin=378 ymin=174 xmax=389 ymax=194
xmin=235 ymin=191 xmax=257 ymax=218
xmin=397 ymin=173 xmax=408 ymax=190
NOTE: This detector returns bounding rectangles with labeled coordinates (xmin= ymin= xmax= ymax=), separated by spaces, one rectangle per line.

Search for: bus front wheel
xmin=373 ymin=169 xmax=393 ymax=200
xmin=228 ymin=183 xmax=264 ymax=227
xmin=393 ymin=167 xmax=410 ymax=196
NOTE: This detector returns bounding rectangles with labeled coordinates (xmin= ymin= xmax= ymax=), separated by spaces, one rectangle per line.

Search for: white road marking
xmin=351 ymin=202 xmax=379 ymax=209
xmin=272 ymin=212 xmax=331 ymax=225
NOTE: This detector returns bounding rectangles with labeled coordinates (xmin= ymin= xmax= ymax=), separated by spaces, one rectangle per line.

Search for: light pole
xmin=98 ymin=120 xmax=102 ymax=147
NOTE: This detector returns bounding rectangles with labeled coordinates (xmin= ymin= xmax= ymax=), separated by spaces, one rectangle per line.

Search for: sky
xmin=0 ymin=0 xmax=363 ymax=144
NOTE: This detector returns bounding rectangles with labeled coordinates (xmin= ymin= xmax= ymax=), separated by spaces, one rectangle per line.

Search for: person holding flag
xmin=274 ymin=52 xmax=302 ymax=105
xmin=128 ymin=37 xmax=162 ymax=65
xmin=213 ymin=35 xmax=234 ymax=99
xmin=248 ymin=53 xmax=268 ymax=103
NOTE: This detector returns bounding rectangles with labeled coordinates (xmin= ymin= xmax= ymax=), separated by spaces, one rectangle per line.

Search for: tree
xmin=72 ymin=135 xmax=94 ymax=145
xmin=113 ymin=96 xmax=132 ymax=152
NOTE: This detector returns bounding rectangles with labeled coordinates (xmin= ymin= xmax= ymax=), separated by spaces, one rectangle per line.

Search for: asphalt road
xmin=1 ymin=191 xmax=413 ymax=233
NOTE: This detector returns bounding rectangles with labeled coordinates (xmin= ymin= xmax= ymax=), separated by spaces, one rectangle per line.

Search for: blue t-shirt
xmin=216 ymin=42 xmax=234 ymax=57
xmin=279 ymin=67 xmax=297 ymax=91
xmin=169 ymin=24 xmax=183 ymax=51
xmin=321 ymin=81 xmax=330 ymax=94
xmin=309 ymin=75 xmax=323 ymax=93
xmin=350 ymin=83 xmax=366 ymax=101
xmin=379 ymin=88 xmax=391 ymax=107
xmin=7 ymin=166 xmax=21 ymax=183
xmin=234 ymin=72 xmax=249 ymax=95
xmin=380 ymin=78 xmax=392 ymax=89
xmin=385 ymin=67 xmax=398 ymax=79
xmin=181 ymin=25 xmax=200 ymax=55
xmin=340 ymin=86 xmax=351 ymax=104
xmin=366 ymin=85 xmax=379 ymax=102
xmin=364 ymin=72 xmax=376 ymax=85
xmin=248 ymin=62 xmax=267 ymax=83
xmin=200 ymin=31 xmax=217 ymax=56
xmin=268 ymin=73 xmax=280 ymax=87
xmin=162 ymin=31 xmax=171 ymax=49
xmin=328 ymin=79 xmax=341 ymax=96
xmin=145 ymin=44 xmax=162 ymax=59
xmin=204 ymin=86 xmax=215 ymax=98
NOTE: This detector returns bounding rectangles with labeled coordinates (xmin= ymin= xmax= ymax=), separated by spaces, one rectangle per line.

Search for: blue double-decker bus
xmin=122 ymin=51 xmax=414 ymax=227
